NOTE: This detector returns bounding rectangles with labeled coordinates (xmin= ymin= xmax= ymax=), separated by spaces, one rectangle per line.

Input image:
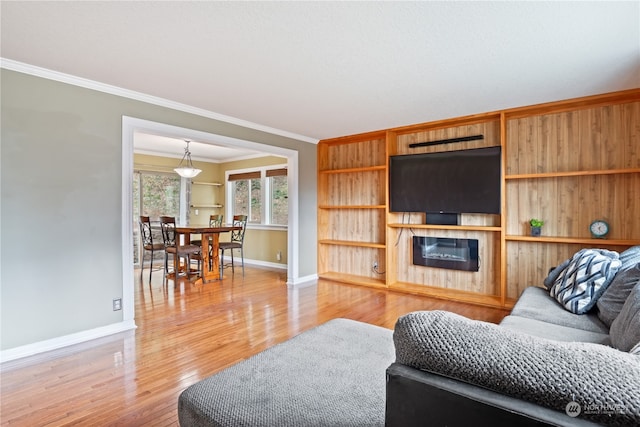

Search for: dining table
xmin=174 ymin=225 xmax=242 ymax=284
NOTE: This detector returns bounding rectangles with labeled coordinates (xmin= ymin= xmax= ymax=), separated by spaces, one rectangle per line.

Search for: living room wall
xmin=0 ymin=68 xmax=317 ymax=352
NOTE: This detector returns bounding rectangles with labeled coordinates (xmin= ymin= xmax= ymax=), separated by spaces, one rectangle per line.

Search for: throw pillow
xmin=620 ymin=245 xmax=640 ymax=272
xmin=549 ymin=248 xmax=621 ymax=314
xmin=596 ymin=263 xmax=640 ymax=327
xmin=610 ymin=282 xmax=640 ymax=352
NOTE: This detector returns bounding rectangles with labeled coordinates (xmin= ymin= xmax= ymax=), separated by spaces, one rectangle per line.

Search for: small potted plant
xmin=529 ymin=218 xmax=544 ymax=237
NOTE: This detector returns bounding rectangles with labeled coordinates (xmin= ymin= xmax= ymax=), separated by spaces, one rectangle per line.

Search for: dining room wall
xmin=133 ymin=152 xmax=289 ymax=268
xmin=0 ymin=68 xmax=317 ymax=353
xmin=218 ymin=155 xmax=290 ymax=268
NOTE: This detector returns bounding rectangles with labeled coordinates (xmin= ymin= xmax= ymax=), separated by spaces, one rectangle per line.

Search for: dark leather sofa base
xmin=385 ymin=363 xmax=601 ymax=427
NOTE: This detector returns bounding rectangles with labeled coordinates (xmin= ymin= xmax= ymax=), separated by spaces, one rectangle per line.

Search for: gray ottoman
xmin=178 ymin=318 xmax=394 ymax=427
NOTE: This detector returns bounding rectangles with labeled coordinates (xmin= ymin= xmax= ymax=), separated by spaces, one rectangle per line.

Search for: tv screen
xmin=389 ymin=146 xmax=501 ymax=215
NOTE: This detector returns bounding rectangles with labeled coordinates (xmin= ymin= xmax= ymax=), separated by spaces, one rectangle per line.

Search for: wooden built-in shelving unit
xmin=318 ymin=88 xmax=640 ymax=309
xmin=318 ymin=132 xmax=388 ymax=286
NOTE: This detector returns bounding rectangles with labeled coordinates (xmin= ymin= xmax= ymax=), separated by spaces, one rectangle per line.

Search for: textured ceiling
xmin=1 ymin=1 xmax=639 ymax=144
xmin=133 ymin=132 xmax=265 ymax=163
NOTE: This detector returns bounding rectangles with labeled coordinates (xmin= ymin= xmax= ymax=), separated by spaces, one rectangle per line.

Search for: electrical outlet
xmin=276 ymin=251 xmax=282 ymax=261
xmin=373 ymin=261 xmax=378 ymax=269
xmin=113 ymin=298 xmax=122 ymax=311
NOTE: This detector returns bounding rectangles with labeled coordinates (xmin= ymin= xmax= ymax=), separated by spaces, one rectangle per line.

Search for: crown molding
xmin=0 ymin=58 xmax=319 ymax=144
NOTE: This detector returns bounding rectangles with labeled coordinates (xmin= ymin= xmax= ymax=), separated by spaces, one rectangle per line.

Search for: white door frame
xmin=121 ymin=116 xmax=299 ymax=323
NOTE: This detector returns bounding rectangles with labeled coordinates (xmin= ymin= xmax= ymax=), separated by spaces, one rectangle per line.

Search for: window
xmin=132 ymin=171 xmax=181 ymax=264
xmin=228 ymin=166 xmax=288 ymax=226
xmin=267 ymin=168 xmax=288 ymax=225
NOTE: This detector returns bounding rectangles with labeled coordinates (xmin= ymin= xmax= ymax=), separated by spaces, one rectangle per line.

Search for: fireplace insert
xmin=412 ymin=237 xmax=479 ymax=272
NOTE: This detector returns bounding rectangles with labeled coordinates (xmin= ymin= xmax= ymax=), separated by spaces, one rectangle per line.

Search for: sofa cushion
xmin=610 ymin=282 xmax=640 ymax=352
xmin=510 ymin=286 xmax=609 ymax=334
xmin=500 ymin=315 xmax=610 ymax=345
xmin=394 ymin=310 xmax=640 ymax=426
xmin=548 ymin=248 xmax=621 ymax=314
xmin=597 ymin=263 xmax=640 ymax=327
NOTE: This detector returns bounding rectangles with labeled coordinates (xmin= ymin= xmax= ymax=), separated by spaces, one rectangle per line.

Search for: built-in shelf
xmin=505 ymin=168 xmax=640 ymax=180
xmin=319 ymin=239 xmax=385 ymax=249
xmin=389 ymin=223 xmax=502 ymax=232
xmin=191 ymin=182 xmax=222 ymax=210
xmin=319 ymin=205 xmax=386 ymax=210
xmin=319 ymin=165 xmax=386 ymax=174
xmin=192 ymin=181 xmax=223 ymax=186
xmin=506 ymin=236 xmax=640 ymax=245
xmin=389 ymin=281 xmax=508 ymax=309
xmin=319 ymin=271 xmax=386 ymax=288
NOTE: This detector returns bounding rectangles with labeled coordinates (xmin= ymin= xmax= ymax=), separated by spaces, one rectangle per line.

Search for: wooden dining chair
xmin=159 ymin=216 xmax=202 ymax=279
xmin=138 ymin=216 xmax=165 ymax=283
xmin=192 ymin=215 xmax=225 ymax=270
xmin=219 ymin=214 xmax=248 ymax=276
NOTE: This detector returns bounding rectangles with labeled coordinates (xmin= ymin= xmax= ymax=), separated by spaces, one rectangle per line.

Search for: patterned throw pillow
xmin=549 ymin=249 xmax=622 ymax=314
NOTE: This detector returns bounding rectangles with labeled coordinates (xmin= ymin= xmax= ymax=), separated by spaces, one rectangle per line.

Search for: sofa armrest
xmin=392 ymin=311 xmax=640 ymax=426
xmin=386 ymin=363 xmax=601 ymax=427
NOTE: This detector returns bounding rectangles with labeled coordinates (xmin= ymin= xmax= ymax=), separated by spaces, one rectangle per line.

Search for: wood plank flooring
xmin=1 ymin=266 xmax=508 ymax=426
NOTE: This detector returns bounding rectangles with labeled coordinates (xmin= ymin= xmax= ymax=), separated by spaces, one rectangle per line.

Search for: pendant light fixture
xmin=174 ymin=140 xmax=202 ymax=178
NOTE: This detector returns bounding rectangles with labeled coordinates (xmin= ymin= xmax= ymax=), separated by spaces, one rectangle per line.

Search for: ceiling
xmin=1 ymin=1 xmax=639 ymax=150
xmin=134 ymin=132 xmax=264 ymax=163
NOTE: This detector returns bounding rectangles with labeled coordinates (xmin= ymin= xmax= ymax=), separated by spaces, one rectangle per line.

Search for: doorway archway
xmin=121 ymin=116 xmax=299 ymax=324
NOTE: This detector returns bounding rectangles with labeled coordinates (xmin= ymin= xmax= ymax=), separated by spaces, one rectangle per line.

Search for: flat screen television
xmin=389 ymin=146 xmax=501 ymax=219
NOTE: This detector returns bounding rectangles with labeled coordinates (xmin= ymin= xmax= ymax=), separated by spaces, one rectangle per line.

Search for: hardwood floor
xmin=1 ymin=266 xmax=508 ymax=426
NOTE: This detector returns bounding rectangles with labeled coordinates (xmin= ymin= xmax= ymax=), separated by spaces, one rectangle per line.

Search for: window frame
xmin=226 ymin=164 xmax=288 ymax=230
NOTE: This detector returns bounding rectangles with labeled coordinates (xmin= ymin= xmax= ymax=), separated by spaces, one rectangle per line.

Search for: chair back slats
xmin=160 ymin=216 xmax=177 ymax=247
xmin=230 ymin=215 xmax=248 ymax=243
xmin=139 ymin=216 xmax=154 ymax=248
xmin=209 ymin=214 xmax=224 ymax=228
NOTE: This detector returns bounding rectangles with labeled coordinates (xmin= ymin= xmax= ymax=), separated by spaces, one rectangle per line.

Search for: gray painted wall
xmin=0 ymin=69 xmax=317 ymax=350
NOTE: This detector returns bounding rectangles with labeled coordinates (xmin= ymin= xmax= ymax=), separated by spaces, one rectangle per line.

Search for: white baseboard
xmin=287 ymin=274 xmax=318 ymax=288
xmin=220 ymin=256 xmax=315 ymax=287
xmin=0 ymin=320 xmax=137 ymax=364
xmin=221 ymin=256 xmax=287 ymax=271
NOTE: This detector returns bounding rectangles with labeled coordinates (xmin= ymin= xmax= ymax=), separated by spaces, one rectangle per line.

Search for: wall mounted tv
xmin=389 ymin=146 xmax=501 ymax=223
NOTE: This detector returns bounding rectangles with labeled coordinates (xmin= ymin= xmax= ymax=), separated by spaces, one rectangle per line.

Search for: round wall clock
xmin=590 ymin=220 xmax=609 ymax=239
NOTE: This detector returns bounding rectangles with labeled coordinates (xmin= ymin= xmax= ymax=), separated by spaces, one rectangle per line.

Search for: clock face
xmin=590 ymin=220 xmax=609 ymax=237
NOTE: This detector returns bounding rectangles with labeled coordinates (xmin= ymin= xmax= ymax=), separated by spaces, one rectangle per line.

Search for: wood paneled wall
xmin=505 ymin=102 xmax=640 ymax=174
xmin=318 ymin=89 xmax=640 ymax=308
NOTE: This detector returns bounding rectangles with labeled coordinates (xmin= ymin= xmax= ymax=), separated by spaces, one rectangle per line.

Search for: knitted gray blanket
xmin=393 ymin=311 xmax=640 ymax=427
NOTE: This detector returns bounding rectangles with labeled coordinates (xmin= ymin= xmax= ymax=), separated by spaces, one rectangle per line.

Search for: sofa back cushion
xmin=610 ymin=282 xmax=640 ymax=352
xmin=597 ymin=263 xmax=640 ymax=327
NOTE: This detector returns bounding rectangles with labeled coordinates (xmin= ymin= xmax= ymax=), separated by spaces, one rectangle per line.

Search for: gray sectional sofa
xmin=179 ymin=246 xmax=640 ymax=427
xmin=388 ymin=246 xmax=640 ymax=427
